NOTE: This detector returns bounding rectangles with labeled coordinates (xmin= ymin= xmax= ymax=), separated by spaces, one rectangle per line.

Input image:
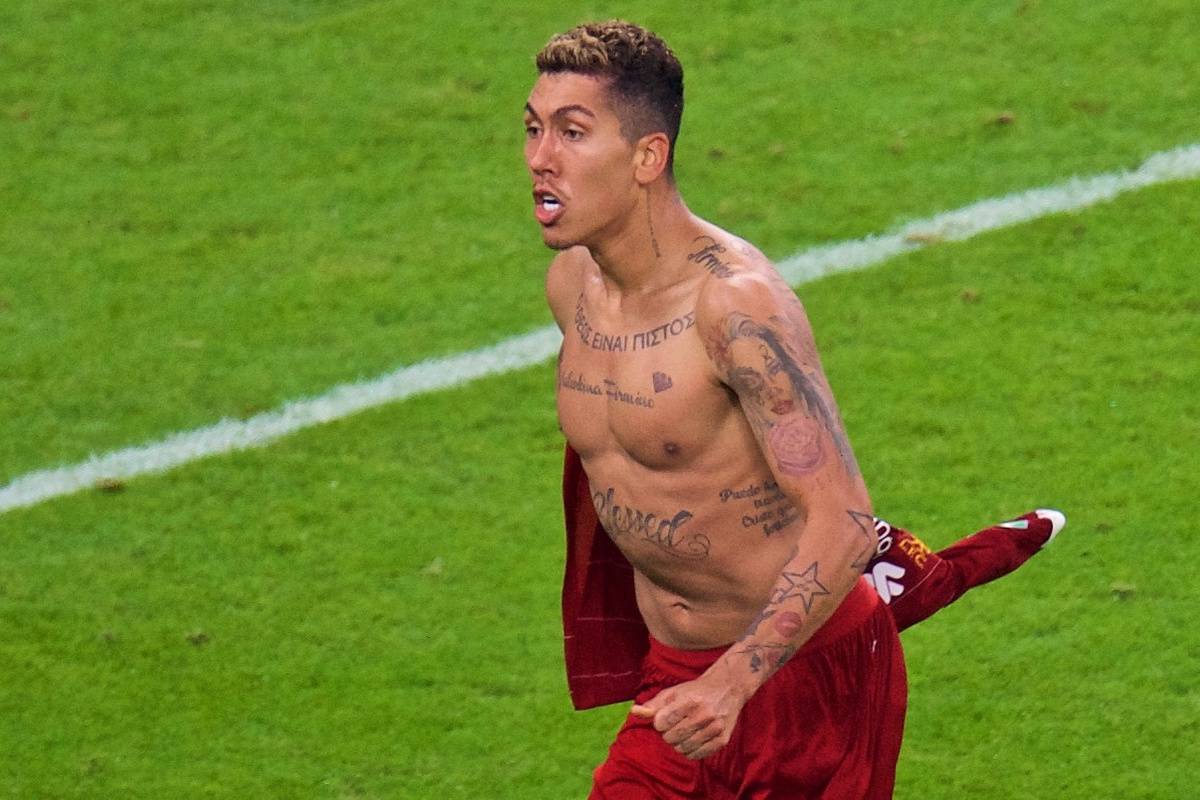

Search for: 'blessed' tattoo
xmin=591 ymin=486 xmax=711 ymax=560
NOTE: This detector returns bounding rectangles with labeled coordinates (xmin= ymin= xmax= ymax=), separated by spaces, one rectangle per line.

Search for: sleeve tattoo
xmin=707 ymin=311 xmax=861 ymax=480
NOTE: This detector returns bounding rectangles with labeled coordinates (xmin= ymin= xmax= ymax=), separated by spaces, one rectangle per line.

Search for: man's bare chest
xmin=556 ymin=293 xmax=732 ymax=469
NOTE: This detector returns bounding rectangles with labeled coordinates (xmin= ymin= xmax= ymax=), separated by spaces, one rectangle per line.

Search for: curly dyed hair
xmin=536 ymin=21 xmax=684 ymax=174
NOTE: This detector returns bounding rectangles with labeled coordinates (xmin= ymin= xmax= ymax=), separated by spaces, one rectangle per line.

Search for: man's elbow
xmin=795 ymin=494 xmax=877 ymax=573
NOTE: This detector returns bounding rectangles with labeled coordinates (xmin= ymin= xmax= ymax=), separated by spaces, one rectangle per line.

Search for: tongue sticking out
xmin=535 ymin=195 xmax=564 ymax=225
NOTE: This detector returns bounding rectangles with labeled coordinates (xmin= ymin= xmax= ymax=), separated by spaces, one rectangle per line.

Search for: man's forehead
xmin=525 ymin=72 xmax=613 ymax=117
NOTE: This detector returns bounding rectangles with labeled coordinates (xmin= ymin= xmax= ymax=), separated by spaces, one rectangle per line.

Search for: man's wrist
xmin=713 ymin=647 xmax=775 ymax=702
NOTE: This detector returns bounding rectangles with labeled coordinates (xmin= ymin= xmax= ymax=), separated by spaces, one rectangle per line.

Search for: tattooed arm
xmin=630 ymin=269 xmax=877 ymax=760
xmin=701 ymin=272 xmax=877 ymax=660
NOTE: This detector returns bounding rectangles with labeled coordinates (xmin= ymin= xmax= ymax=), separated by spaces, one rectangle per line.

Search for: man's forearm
xmin=714 ymin=508 xmax=876 ymax=698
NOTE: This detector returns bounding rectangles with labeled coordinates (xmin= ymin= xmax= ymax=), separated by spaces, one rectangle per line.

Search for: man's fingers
xmin=684 ymin=737 xmax=727 ymax=761
xmin=653 ymin=703 xmax=691 ymax=733
xmin=636 ymin=697 xmax=690 ymax=733
xmin=680 ymin=723 xmax=730 ymax=760
xmin=662 ymin=713 xmax=715 ymax=747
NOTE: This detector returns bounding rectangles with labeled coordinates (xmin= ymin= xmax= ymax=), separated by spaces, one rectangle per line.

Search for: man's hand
xmin=630 ymin=671 xmax=749 ymax=760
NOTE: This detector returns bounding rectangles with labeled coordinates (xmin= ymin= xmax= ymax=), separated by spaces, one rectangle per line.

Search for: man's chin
xmin=540 ymin=227 xmax=576 ymax=251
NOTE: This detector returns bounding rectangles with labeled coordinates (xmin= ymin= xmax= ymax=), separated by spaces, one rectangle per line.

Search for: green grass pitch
xmin=1 ymin=1 xmax=1198 ymax=797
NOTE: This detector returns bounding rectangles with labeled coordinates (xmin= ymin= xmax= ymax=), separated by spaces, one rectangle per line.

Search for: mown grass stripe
xmin=4 ymin=142 xmax=1199 ymax=514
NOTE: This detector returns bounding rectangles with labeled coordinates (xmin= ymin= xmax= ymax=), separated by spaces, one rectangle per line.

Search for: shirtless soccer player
xmin=528 ymin=21 xmax=1063 ymax=799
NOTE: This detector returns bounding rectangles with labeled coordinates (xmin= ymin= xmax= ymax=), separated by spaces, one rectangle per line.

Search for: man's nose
xmin=527 ymin=133 xmax=557 ymax=174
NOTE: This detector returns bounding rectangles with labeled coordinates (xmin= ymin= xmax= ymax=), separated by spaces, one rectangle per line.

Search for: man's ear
xmin=633 ymin=132 xmax=671 ymax=184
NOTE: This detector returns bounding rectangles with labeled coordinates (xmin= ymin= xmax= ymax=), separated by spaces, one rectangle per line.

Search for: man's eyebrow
xmin=551 ymin=104 xmax=597 ymax=119
xmin=523 ymin=102 xmax=597 ymax=120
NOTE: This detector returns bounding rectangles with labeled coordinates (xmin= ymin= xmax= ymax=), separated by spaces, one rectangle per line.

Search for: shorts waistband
xmin=646 ymin=636 xmax=728 ymax=673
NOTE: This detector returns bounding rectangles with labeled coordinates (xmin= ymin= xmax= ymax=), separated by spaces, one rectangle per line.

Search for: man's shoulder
xmin=685 ymin=223 xmax=771 ymax=277
xmin=689 ymin=231 xmax=795 ymax=328
xmin=545 ymin=247 xmax=595 ymax=327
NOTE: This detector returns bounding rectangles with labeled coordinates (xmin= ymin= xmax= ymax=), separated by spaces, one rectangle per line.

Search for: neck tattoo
xmin=645 ymin=191 xmax=662 ymax=259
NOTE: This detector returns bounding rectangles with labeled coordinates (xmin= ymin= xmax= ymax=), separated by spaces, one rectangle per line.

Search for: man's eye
xmin=564 ymin=129 xmax=584 ymax=141
xmin=525 ymin=124 xmax=540 ymax=138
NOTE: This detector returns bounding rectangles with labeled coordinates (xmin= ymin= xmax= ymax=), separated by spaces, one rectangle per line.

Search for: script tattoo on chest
xmin=591 ymin=486 xmax=711 ymax=560
xmin=602 ymin=379 xmax=654 ymax=408
xmin=558 ymin=370 xmax=603 ymax=397
xmin=718 ymin=480 xmax=803 ymax=537
xmin=558 ymin=370 xmax=657 ymax=409
xmin=574 ymin=294 xmax=696 ymax=353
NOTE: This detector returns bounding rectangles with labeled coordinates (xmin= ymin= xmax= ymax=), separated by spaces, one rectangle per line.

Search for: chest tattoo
xmin=591 ymin=486 xmax=711 ymax=560
xmin=573 ymin=293 xmax=696 ymax=353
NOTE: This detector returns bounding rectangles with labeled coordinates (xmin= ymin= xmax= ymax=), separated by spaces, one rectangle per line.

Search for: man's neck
xmin=588 ymin=185 xmax=695 ymax=296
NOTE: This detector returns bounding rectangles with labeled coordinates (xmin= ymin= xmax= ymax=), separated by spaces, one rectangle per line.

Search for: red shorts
xmin=590 ymin=583 xmax=907 ymax=799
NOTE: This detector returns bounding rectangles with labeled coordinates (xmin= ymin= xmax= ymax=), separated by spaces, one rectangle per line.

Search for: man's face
xmin=523 ymin=72 xmax=640 ymax=250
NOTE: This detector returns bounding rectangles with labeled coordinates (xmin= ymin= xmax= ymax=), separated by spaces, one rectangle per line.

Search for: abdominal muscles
xmin=585 ymin=456 xmax=805 ymax=648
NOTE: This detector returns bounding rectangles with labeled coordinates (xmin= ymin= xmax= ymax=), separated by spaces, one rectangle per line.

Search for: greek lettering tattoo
xmin=574 ymin=295 xmax=628 ymax=352
xmin=632 ymin=312 xmax=695 ymax=351
xmin=591 ymin=487 xmax=712 ymax=560
xmin=573 ymin=294 xmax=696 ymax=352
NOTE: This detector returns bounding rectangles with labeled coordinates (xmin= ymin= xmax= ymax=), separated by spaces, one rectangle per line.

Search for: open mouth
xmin=534 ymin=191 xmax=565 ymax=225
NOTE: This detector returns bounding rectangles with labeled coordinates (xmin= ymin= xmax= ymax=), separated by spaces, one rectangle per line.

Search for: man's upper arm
xmin=696 ymin=270 xmax=865 ymax=507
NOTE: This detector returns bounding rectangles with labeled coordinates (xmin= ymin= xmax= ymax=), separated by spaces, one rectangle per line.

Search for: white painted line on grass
xmin=0 ymin=325 xmax=563 ymax=514
xmin=3 ymin=142 xmax=1199 ymax=514
xmin=777 ymin=143 xmax=1200 ymax=284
